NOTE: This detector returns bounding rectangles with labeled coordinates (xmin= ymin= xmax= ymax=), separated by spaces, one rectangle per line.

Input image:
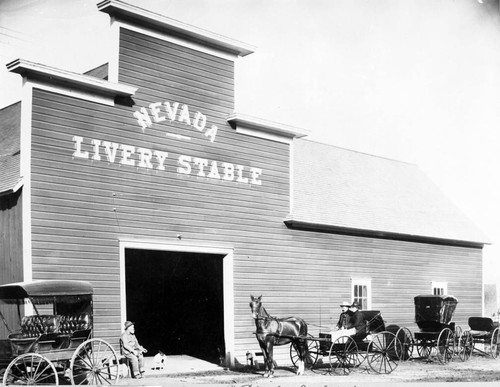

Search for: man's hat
xmin=351 ymin=301 xmax=360 ymax=308
xmin=124 ymin=321 xmax=134 ymax=330
xmin=339 ymin=301 xmax=351 ymax=307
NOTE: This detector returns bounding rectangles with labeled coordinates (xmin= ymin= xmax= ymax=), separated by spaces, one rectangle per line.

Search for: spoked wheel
xmin=416 ymin=339 xmax=432 ymax=360
xmin=437 ymin=328 xmax=455 ymax=364
xmin=457 ymin=330 xmax=473 ymax=361
xmin=2 ymin=353 xmax=59 ymax=385
xmin=489 ymin=327 xmax=500 ymax=359
xmin=366 ymin=331 xmax=402 ymax=374
xmin=395 ymin=327 xmax=414 ymax=361
xmin=289 ymin=334 xmax=319 ymax=370
xmin=70 ymin=338 xmax=120 ymax=385
xmin=328 ymin=335 xmax=358 ymax=375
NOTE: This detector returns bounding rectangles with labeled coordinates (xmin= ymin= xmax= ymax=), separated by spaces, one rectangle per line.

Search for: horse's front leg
xmin=264 ymin=341 xmax=275 ymax=378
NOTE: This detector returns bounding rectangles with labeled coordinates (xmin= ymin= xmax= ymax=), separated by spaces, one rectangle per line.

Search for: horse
xmin=249 ymin=295 xmax=310 ymax=377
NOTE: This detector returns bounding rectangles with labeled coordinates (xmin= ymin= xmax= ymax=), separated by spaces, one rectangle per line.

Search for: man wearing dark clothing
xmin=346 ymin=301 xmax=367 ymax=338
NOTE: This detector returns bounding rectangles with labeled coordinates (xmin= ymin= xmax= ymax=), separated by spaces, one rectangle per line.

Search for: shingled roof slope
xmin=0 ymin=102 xmax=21 ymax=195
xmin=289 ymin=139 xmax=488 ymax=245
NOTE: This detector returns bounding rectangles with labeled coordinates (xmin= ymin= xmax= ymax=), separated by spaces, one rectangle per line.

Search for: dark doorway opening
xmin=125 ymin=249 xmax=225 ymax=364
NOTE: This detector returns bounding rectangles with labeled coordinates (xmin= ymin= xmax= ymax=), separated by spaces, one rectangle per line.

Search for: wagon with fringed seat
xmin=290 ymin=310 xmax=402 ymax=375
xmin=457 ymin=316 xmax=500 ymax=360
xmin=0 ymin=280 xmax=120 ymax=385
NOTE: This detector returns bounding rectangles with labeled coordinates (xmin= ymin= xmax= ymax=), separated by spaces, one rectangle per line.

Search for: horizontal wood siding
xmin=27 ymin=27 xmax=483 ymax=365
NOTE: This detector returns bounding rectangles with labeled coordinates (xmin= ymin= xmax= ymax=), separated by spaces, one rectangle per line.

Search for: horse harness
xmin=256 ymin=317 xmax=285 ymax=337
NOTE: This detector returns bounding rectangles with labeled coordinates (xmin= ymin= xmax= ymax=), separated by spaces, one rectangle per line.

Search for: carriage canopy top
xmin=414 ymin=294 xmax=458 ymax=329
xmin=0 ymin=280 xmax=93 ymax=300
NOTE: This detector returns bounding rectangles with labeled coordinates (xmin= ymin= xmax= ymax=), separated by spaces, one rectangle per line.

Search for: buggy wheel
xmin=490 ymin=327 xmax=500 ymax=359
xmin=366 ymin=331 xmax=401 ymax=374
xmin=437 ymin=328 xmax=455 ymax=364
xmin=289 ymin=334 xmax=319 ymax=369
xmin=70 ymin=338 xmax=120 ymax=385
xmin=416 ymin=339 xmax=432 ymax=360
xmin=395 ymin=327 xmax=414 ymax=361
xmin=328 ymin=335 xmax=358 ymax=375
xmin=2 ymin=353 xmax=59 ymax=385
xmin=457 ymin=330 xmax=473 ymax=361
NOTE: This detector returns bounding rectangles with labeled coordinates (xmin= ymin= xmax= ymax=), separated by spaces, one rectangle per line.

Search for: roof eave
xmin=227 ymin=112 xmax=310 ymax=143
xmin=6 ymin=59 xmax=137 ymax=98
xmin=97 ymin=0 xmax=255 ymax=57
xmin=284 ymin=218 xmax=489 ymax=248
xmin=0 ymin=177 xmax=23 ymax=197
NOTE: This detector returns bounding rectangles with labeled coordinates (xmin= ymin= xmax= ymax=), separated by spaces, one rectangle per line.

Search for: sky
xmin=1 ymin=0 xmax=499 ymax=294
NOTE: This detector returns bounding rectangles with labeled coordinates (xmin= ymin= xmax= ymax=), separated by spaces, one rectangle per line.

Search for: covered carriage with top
xmin=411 ymin=294 xmax=459 ymax=363
xmin=0 ymin=280 xmax=120 ymax=385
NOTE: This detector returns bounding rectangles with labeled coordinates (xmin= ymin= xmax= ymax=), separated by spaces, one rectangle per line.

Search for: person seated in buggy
xmin=333 ymin=301 xmax=351 ymax=331
xmin=329 ymin=301 xmax=367 ymax=342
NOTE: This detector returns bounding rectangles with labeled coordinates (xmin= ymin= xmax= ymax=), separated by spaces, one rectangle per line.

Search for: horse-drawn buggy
xmin=458 ymin=316 xmax=500 ymax=360
xmin=406 ymin=294 xmax=459 ymax=363
xmin=250 ymin=296 xmax=402 ymax=377
xmin=312 ymin=310 xmax=402 ymax=375
xmin=0 ymin=280 xmax=120 ymax=385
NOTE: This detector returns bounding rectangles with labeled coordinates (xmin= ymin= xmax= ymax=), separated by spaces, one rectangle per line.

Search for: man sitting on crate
xmin=120 ymin=321 xmax=148 ymax=379
xmin=328 ymin=301 xmax=367 ymax=342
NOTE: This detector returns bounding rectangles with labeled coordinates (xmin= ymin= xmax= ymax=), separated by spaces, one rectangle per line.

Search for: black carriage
xmin=458 ymin=316 xmax=500 ymax=360
xmin=290 ymin=310 xmax=402 ymax=375
xmin=412 ymin=294 xmax=458 ymax=363
xmin=0 ymin=280 xmax=120 ymax=385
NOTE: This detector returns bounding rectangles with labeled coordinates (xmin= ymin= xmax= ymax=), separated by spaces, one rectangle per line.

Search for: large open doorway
xmin=124 ymin=249 xmax=225 ymax=364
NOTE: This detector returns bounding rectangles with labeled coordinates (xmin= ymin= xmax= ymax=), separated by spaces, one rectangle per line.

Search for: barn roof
xmin=287 ymin=139 xmax=488 ymax=246
xmin=0 ymin=102 xmax=22 ymax=195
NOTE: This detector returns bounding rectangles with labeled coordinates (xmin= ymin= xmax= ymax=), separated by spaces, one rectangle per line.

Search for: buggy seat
xmin=8 ymin=313 xmax=92 ymax=356
xmin=468 ymin=317 xmax=499 ymax=338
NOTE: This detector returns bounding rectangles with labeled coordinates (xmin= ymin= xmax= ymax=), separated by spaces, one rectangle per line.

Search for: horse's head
xmin=249 ymin=295 xmax=263 ymax=319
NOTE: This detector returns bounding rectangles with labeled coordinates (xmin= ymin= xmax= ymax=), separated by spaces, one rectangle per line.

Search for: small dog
xmin=152 ymin=350 xmax=166 ymax=370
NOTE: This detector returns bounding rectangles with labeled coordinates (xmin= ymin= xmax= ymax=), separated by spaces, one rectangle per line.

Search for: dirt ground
xmin=118 ymin=353 xmax=500 ymax=386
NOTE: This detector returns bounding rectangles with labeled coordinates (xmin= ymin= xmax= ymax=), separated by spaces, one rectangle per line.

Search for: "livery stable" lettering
xmin=72 ymin=136 xmax=263 ymax=185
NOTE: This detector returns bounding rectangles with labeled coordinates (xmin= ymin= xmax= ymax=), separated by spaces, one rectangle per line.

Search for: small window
xmin=432 ymin=282 xmax=447 ymax=295
xmin=352 ymin=279 xmax=371 ymax=309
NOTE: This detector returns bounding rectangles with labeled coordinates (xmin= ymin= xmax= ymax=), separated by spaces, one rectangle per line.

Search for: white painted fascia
xmin=118 ymin=238 xmax=235 ymax=367
xmin=7 ymin=59 xmax=137 ymax=105
xmin=20 ymin=83 xmax=33 ymax=283
xmin=227 ymin=112 xmax=310 ymax=144
xmin=97 ymin=0 xmax=256 ymax=59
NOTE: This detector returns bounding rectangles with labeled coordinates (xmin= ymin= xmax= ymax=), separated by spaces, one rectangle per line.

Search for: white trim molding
xmin=118 ymin=239 xmax=235 ymax=367
xmin=97 ymin=0 xmax=255 ymax=59
xmin=351 ymin=278 xmax=372 ymax=310
xmin=20 ymin=83 xmax=33 ymax=282
xmin=227 ymin=112 xmax=310 ymax=144
xmin=7 ymin=59 xmax=137 ymax=106
xmin=431 ymin=281 xmax=448 ymax=295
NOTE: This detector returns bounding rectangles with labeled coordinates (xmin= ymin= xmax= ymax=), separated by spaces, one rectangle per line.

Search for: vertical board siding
xmin=0 ymin=190 xmax=23 ymax=285
xmin=0 ymin=190 xmax=23 ymax=338
xmin=27 ymin=26 xmax=483 ymax=365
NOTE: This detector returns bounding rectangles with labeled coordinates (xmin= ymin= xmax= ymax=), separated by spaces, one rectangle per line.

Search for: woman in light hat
xmin=335 ymin=301 xmax=351 ymax=330
xmin=120 ymin=321 xmax=148 ymax=378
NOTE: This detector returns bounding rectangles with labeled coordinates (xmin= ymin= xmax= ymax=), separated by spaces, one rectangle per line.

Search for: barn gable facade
xmin=0 ymin=0 xmax=487 ymax=367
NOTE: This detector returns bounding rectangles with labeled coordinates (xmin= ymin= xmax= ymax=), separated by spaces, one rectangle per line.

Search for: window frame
xmin=432 ymin=281 xmax=448 ymax=295
xmin=351 ymin=278 xmax=372 ymax=310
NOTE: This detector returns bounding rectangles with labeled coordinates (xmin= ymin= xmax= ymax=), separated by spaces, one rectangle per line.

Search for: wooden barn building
xmin=0 ymin=0 xmax=488 ymax=367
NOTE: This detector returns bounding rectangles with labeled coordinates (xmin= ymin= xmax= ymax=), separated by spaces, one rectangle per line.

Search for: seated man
xmin=333 ymin=301 xmax=351 ymax=331
xmin=329 ymin=301 xmax=366 ymax=342
xmin=120 ymin=321 xmax=148 ymax=378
